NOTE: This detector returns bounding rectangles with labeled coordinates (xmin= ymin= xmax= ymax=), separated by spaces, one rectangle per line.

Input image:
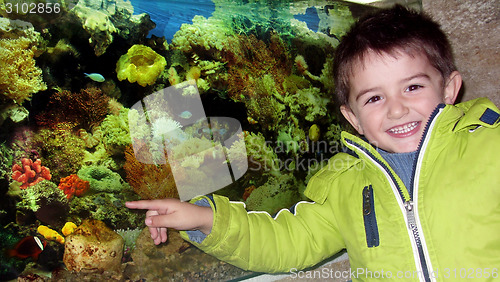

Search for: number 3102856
xmin=5 ymin=2 xmax=61 ymax=14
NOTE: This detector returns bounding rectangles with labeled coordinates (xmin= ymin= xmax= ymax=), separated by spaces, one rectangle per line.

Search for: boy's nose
xmin=386 ymin=98 xmax=409 ymax=119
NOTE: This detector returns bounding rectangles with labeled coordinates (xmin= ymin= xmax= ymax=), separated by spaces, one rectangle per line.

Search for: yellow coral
xmin=0 ymin=37 xmax=46 ymax=104
xmin=37 ymin=225 xmax=65 ymax=244
xmin=116 ymin=44 xmax=166 ymax=87
xmin=61 ymin=222 xmax=78 ymax=236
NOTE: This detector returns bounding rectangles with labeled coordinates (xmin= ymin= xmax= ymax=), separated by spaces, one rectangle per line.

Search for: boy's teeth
xmin=389 ymin=122 xmax=418 ymax=134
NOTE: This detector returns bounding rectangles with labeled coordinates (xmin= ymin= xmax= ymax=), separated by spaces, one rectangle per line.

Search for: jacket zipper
xmin=344 ymin=103 xmax=445 ymax=282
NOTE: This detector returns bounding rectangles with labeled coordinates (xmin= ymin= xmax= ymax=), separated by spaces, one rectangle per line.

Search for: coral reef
xmin=116 ymin=44 xmax=167 ymax=87
xmin=98 ymin=108 xmax=132 ymax=156
xmin=58 ymin=174 xmax=90 ymax=199
xmin=123 ymin=145 xmax=179 ymax=200
xmin=30 ymin=123 xmax=86 ymax=181
xmin=11 ymin=158 xmax=51 ymax=189
xmin=68 ymin=190 xmax=143 ymax=230
xmin=0 ymin=18 xmax=46 ymax=106
xmin=245 ymin=173 xmax=304 ymax=215
xmin=63 ymin=219 xmax=124 ymax=273
xmin=36 ymin=88 xmax=110 ymax=131
xmin=69 ymin=0 xmax=155 ymax=56
xmin=16 ymin=180 xmax=69 ymax=226
xmin=77 ymin=165 xmax=129 ymax=193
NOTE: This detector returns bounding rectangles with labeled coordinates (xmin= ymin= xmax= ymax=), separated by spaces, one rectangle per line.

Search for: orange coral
xmin=11 ymin=158 xmax=52 ymax=189
xmin=58 ymin=174 xmax=90 ymax=199
xmin=123 ymin=145 xmax=179 ymax=200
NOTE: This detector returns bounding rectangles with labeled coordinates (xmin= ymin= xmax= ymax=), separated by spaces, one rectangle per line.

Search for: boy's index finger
xmin=125 ymin=199 xmax=172 ymax=210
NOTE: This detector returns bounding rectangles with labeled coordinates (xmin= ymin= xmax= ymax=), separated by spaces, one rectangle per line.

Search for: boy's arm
xmin=180 ymin=194 xmax=345 ymax=273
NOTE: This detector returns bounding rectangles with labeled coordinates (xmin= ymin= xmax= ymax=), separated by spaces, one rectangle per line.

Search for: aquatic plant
xmin=11 ymin=158 xmax=51 ymax=189
xmin=36 ymin=88 xmax=110 ymax=131
xmin=58 ymin=174 xmax=90 ymax=199
xmin=116 ymin=44 xmax=167 ymax=87
xmin=123 ymin=145 xmax=179 ymax=200
xmin=77 ymin=165 xmax=129 ymax=194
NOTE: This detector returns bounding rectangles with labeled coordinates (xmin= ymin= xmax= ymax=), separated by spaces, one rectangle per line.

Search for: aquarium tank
xmin=0 ymin=0 xmax=420 ymax=280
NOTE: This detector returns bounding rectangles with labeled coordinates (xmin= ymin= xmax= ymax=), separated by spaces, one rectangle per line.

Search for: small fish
xmin=178 ymin=111 xmax=192 ymax=119
xmin=7 ymin=236 xmax=46 ymax=260
xmin=84 ymin=73 xmax=105 ymax=82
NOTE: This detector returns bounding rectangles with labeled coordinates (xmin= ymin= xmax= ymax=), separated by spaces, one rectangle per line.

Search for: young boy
xmin=126 ymin=5 xmax=500 ymax=281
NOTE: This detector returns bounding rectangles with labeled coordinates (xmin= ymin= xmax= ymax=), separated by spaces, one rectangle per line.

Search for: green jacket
xmin=180 ymin=98 xmax=500 ymax=281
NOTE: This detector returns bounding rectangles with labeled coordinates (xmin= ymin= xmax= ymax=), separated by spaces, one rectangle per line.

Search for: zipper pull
xmin=405 ymin=201 xmax=421 ymax=247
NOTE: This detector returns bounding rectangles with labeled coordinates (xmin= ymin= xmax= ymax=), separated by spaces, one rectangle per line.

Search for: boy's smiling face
xmin=340 ymin=50 xmax=461 ymax=153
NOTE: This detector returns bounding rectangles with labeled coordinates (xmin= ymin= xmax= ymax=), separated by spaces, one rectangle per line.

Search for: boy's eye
xmin=365 ymin=95 xmax=382 ymax=104
xmin=406 ymin=85 xmax=422 ymax=92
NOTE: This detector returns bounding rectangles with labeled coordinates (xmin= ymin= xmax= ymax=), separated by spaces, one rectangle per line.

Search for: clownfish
xmin=7 ymin=236 xmax=46 ymax=260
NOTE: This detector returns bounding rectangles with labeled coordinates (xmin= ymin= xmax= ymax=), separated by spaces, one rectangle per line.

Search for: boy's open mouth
xmin=386 ymin=121 xmax=420 ymax=137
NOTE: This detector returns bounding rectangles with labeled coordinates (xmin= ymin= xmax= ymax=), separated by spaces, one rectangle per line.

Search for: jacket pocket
xmin=362 ymin=185 xmax=379 ymax=247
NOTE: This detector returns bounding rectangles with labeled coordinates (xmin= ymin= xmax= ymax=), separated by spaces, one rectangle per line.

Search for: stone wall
xmin=423 ymin=0 xmax=500 ymax=106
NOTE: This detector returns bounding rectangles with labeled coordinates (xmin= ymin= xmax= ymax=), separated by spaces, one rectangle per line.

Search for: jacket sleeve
xmin=180 ymin=192 xmax=345 ymax=273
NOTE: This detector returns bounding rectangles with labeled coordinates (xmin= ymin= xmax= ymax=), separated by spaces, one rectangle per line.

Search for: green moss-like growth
xmin=68 ymin=189 xmax=143 ymax=230
xmin=78 ymin=165 xmax=130 ymax=193
xmin=245 ymin=173 xmax=303 ymax=215
xmin=31 ymin=124 xmax=86 ymax=181
xmin=98 ymin=108 xmax=132 ymax=156
xmin=16 ymin=180 xmax=69 ymax=226
xmin=0 ymin=142 xmax=13 ymax=180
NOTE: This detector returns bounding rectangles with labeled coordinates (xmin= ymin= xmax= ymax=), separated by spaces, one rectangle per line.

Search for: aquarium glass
xmin=0 ymin=0 xmax=420 ymax=280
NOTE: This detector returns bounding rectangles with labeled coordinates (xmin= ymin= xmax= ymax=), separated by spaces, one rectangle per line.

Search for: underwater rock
xmin=69 ymin=0 xmax=155 ymax=56
xmin=63 ymin=219 xmax=124 ymax=273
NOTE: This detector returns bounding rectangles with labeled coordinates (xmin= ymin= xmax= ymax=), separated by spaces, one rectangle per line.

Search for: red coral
xmin=58 ymin=174 xmax=89 ymax=199
xmin=12 ymin=158 xmax=52 ymax=189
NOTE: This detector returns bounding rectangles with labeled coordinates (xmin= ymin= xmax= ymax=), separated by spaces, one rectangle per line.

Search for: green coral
xmin=31 ymin=125 xmax=86 ymax=180
xmin=98 ymin=108 xmax=132 ymax=156
xmin=243 ymin=132 xmax=280 ymax=175
xmin=245 ymin=173 xmax=303 ymax=215
xmin=16 ymin=180 xmax=66 ymax=213
xmin=285 ymin=86 xmax=330 ymax=122
xmin=116 ymin=227 xmax=142 ymax=252
xmin=78 ymin=165 xmax=130 ymax=193
xmin=171 ymin=15 xmax=233 ymax=52
xmin=0 ymin=142 xmax=13 ymax=180
xmin=68 ymin=190 xmax=143 ymax=230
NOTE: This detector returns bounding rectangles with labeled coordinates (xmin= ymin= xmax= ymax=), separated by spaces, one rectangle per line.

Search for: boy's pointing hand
xmin=125 ymin=199 xmax=213 ymax=245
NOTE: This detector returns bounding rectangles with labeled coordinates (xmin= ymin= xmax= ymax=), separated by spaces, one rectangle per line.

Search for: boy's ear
xmin=340 ymin=105 xmax=364 ymax=135
xmin=443 ymin=71 xmax=462 ymax=105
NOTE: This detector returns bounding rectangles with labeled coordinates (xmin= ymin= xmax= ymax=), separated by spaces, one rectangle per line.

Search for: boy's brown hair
xmin=333 ymin=5 xmax=457 ymax=107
